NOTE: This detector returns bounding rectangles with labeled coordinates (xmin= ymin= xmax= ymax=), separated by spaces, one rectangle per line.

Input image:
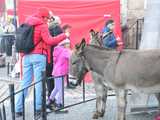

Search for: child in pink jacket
xmin=47 ymin=38 xmax=71 ymax=109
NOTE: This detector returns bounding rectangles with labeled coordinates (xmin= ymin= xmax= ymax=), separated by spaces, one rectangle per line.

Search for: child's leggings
xmin=49 ymin=76 xmax=63 ymax=104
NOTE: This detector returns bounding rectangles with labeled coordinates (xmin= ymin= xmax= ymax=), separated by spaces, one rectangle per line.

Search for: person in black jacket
xmin=46 ymin=16 xmax=63 ymax=97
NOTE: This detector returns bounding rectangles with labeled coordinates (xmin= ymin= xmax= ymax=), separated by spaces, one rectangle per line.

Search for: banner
xmin=18 ymin=0 xmax=121 ymax=82
xmin=18 ymin=0 xmax=121 ymax=46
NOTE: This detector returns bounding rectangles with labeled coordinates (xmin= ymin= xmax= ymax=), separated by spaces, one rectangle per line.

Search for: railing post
xmin=2 ymin=104 xmax=6 ymax=120
xmin=7 ymin=62 xmax=10 ymax=76
xmin=22 ymin=90 xmax=25 ymax=120
xmin=41 ymin=71 xmax=47 ymax=120
xmin=33 ymin=86 xmax=36 ymax=120
xmin=82 ymin=79 xmax=85 ymax=102
xmin=136 ymin=20 xmax=139 ymax=49
xmin=9 ymin=84 xmax=15 ymax=120
xmin=138 ymin=18 xmax=144 ymax=47
xmin=11 ymin=65 xmax=14 ymax=72
xmin=0 ymin=107 xmax=2 ymax=120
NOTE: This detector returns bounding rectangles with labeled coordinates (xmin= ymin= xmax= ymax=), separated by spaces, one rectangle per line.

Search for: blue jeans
xmin=15 ymin=54 xmax=46 ymax=112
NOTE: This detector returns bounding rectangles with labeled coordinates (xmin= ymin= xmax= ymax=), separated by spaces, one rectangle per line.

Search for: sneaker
xmin=70 ymin=81 xmax=78 ymax=87
xmin=46 ymin=108 xmax=52 ymax=113
xmin=50 ymin=99 xmax=56 ymax=107
xmin=54 ymin=104 xmax=69 ymax=113
xmin=15 ymin=112 xmax=23 ymax=118
xmin=46 ymin=99 xmax=56 ymax=111
xmin=56 ymin=104 xmax=63 ymax=109
xmin=66 ymin=83 xmax=76 ymax=89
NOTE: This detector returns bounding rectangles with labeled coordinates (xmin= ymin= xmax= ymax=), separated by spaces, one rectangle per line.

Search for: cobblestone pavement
xmin=47 ymin=96 xmax=158 ymax=120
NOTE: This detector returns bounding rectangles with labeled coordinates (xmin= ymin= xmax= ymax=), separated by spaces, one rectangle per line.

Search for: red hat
xmin=37 ymin=7 xmax=50 ymax=18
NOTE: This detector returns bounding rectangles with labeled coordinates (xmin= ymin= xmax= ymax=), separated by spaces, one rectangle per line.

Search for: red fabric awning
xmin=18 ymin=0 xmax=121 ymax=47
xmin=18 ymin=0 xmax=121 ymax=82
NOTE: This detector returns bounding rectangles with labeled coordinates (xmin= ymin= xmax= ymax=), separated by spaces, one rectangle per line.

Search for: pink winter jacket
xmin=52 ymin=45 xmax=71 ymax=77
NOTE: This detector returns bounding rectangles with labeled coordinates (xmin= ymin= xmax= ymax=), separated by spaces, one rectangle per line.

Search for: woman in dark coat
xmin=46 ymin=16 xmax=63 ymax=97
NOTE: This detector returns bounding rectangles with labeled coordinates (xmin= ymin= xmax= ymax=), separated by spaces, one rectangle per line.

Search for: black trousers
xmin=46 ymin=63 xmax=54 ymax=97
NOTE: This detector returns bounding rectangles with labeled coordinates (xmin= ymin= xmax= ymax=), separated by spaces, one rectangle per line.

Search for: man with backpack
xmin=15 ymin=7 xmax=70 ymax=117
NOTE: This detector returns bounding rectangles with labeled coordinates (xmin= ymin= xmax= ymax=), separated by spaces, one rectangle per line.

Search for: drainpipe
xmin=13 ymin=0 xmax=17 ymax=30
xmin=11 ymin=0 xmax=17 ymax=65
xmin=120 ymin=0 xmax=128 ymax=27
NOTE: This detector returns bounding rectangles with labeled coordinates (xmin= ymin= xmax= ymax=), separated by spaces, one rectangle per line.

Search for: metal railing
xmin=0 ymin=71 xmax=47 ymax=120
xmin=0 ymin=70 xmax=94 ymax=120
xmin=122 ymin=18 xmax=144 ymax=49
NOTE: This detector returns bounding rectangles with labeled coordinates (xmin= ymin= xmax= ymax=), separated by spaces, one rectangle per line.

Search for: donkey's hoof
xmin=92 ymin=112 xmax=104 ymax=119
xmin=92 ymin=113 xmax=99 ymax=119
xmin=99 ymin=113 xmax=104 ymax=117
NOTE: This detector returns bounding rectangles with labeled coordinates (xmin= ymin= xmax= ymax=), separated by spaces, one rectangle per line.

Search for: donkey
xmin=70 ymin=39 xmax=160 ymax=120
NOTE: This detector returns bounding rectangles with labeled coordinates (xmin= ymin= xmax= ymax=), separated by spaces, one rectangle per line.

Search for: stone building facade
xmin=120 ymin=0 xmax=146 ymax=48
xmin=120 ymin=0 xmax=146 ymax=26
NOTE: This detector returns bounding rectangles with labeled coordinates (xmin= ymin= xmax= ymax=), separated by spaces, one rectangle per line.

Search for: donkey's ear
xmin=80 ymin=38 xmax=86 ymax=48
xmin=81 ymin=38 xmax=86 ymax=44
xmin=75 ymin=43 xmax=80 ymax=50
xmin=89 ymin=29 xmax=95 ymax=36
xmin=89 ymin=29 xmax=95 ymax=33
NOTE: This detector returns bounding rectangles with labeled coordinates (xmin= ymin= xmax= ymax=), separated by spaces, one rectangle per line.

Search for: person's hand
xmin=116 ymin=36 xmax=120 ymax=41
xmin=65 ymin=32 xmax=70 ymax=37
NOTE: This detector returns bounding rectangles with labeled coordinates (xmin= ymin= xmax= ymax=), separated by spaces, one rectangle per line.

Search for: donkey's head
xmin=89 ymin=29 xmax=102 ymax=46
xmin=69 ymin=39 xmax=89 ymax=85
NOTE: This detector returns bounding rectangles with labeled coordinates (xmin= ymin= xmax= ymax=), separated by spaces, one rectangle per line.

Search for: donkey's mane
xmin=87 ymin=44 xmax=115 ymax=51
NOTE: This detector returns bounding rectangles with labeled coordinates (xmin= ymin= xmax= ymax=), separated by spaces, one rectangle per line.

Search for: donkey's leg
xmin=116 ymin=89 xmax=127 ymax=120
xmin=92 ymin=75 xmax=107 ymax=119
xmin=154 ymin=93 xmax=160 ymax=120
xmin=93 ymin=84 xmax=107 ymax=119
xmin=155 ymin=93 xmax=160 ymax=111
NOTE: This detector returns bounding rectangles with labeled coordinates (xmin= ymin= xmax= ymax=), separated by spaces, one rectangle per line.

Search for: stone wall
xmin=120 ymin=0 xmax=145 ymax=48
xmin=121 ymin=0 xmax=145 ymax=26
xmin=127 ymin=0 xmax=145 ymax=25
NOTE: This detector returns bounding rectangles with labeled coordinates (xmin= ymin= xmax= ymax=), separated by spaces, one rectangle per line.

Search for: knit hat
xmin=37 ymin=7 xmax=50 ymax=18
xmin=58 ymin=38 xmax=70 ymax=46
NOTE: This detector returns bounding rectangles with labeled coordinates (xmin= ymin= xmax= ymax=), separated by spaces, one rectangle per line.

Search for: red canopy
xmin=18 ymin=0 xmax=121 ymax=82
xmin=18 ymin=0 xmax=121 ymax=47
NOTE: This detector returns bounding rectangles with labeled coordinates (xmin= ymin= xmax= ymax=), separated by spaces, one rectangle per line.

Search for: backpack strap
xmin=28 ymin=24 xmax=43 ymax=54
xmin=102 ymin=31 xmax=112 ymax=39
